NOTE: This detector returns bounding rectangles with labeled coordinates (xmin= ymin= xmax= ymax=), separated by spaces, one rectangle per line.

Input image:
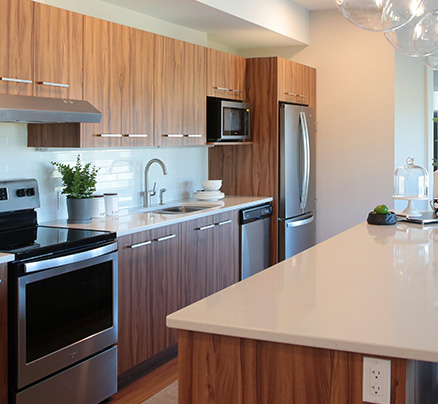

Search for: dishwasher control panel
xmin=240 ymin=203 xmax=272 ymax=224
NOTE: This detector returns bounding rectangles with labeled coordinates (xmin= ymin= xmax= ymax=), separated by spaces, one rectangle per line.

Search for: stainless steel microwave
xmin=207 ymin=97 xmax=250 ymax=142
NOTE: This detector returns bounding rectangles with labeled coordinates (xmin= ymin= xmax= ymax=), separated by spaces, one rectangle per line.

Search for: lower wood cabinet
xmin=117 ymin=210 xmax=240 ymax=375
xmin=182 ymin=210 xmax=239 ymax=307
xmin=0 ymin=263 xmax=8 ymax=404
xmin=117 ymin=223 xmax=182 ymax=375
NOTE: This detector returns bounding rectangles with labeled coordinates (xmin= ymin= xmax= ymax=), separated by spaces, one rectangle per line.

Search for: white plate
xmin=193 ymin=191 xmax=225 ymax=201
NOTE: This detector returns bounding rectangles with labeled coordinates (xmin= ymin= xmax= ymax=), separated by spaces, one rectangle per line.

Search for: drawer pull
xmin=217 ymin=219 xmax=232 ymax=226
xmin=163 ymin=134 xmax=184 ymax=138
xmin=157 ymin=234 xmax=176 ymax=242
xmin=297 ymin=94 xmax=308 ymax=98
xmin=232 ymin=89 xmax=243 ymax=93
xmin=130 ymin=240 xmax=152 ymax=249
xmin=185 ymin=134 xmax=202 ymax=138
xmin=1 ymin=77 xmax=32 ymax=84
xmin=124 ymin=134 xmax=148 ymax=138
xmin=214 ymin=86 xmax=230 ymax=92
xmin=198 ymin=224 xmax=215 ymax=231
xmin=285 ymin=92 xmax=297 ymax=96
xmin=98 ymin=134 xmax=123 ymax=138
xmin=37 ymin=81 xmax=69 ymax=88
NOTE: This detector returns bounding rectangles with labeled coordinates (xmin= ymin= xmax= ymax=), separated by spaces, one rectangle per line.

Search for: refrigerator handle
xmin=299 ymin=111 xmax=310 ymax=211
xmin=286 ymin=215 xmax=314 ymax=228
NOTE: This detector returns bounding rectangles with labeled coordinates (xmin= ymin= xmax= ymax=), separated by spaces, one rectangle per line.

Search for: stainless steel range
xmin=0 ymin=179 xmax=118 ymax=404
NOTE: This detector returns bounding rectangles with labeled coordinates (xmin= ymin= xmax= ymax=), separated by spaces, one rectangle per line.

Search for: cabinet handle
xmin=232 ymin=89 xmax=243 ymax=93
xmin=37 ymin=81 xmax=69 ymax=88
xmin=157 ymin=234 xmax=176 ymax=242
xmin=214 ymin=86 xmax=230 ymax=92
xmin=130 ymin=240 xmax=152 ymax=249
xmin=124 ymin=134 xmax=148 ymax=138
xmin=184 ymin=134 xmax=202 ymax=138
xmin=163 ymin=134 xmax=184 ymax=138
xmin=217 ymin=219 xmax=232 ymax=226
xmin=1 ymin=77 xmax=32 ymax=84
xmin=297 ymin=94 xmax=307 ymax=98
xmin=198 ymin=224 xmax=215 ymax=231
xmin=285 ymin=92 xmax=297 ymax=96
xmin=98 ymin=134 xmax=123 ymax=138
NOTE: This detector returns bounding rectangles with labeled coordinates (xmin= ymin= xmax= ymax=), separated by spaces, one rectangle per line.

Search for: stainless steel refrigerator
xmin=278 ymin=103 xmax=315 ymax=261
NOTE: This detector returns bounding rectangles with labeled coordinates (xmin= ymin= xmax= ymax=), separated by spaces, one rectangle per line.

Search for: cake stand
xmin=392 ymin=196 xmax=428 ymax=217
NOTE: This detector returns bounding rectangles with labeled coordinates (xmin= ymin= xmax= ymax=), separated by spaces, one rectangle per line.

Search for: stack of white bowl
xmin=194 ymin=180 xmax=225 ymax=201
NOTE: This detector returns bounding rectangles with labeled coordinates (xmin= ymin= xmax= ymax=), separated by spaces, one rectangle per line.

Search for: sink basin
xmin=154 ymin=205 xmax=210 ymax=214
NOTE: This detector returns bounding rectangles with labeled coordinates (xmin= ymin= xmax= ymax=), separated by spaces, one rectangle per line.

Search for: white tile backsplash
xmin=0 ymin=123 xmax=209 ymax=222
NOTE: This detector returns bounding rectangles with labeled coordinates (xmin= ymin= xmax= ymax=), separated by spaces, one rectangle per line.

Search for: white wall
xmin=0 ymin=124 xmax=207 ymax=223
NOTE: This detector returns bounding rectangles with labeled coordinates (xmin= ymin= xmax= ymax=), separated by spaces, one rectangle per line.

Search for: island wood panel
xmin=178 ymin=330 xmax=408 ymax=404
xmin=212 ymin=210 xmax=239 ymax=293
xmin=154 ymin=35 xmax=185 ymax=146
xmin=121 ymin=27 xmax=155 ymax=147
xmin=209 ymin=57 xmax=279 ymax=264
xmin=81 ymin=16 xmax=126 ymax=147
xmin=117 ymin=223 xmax=181 ymax=374
xmin=33 ymin=3 xmax=83 ymax=100
xmin=0 ymin=263 xmax=7 ymax=404
xmin=0 ymin=0 xmax=33 ymax=95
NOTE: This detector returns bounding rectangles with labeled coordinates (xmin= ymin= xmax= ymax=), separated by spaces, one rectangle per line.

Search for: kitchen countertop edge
xmin=0 ymin=253 xmax=14 ymax=264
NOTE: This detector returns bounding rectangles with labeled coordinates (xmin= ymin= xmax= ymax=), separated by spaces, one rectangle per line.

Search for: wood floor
xmin=109 ymin=358 xmax=178 ymax=404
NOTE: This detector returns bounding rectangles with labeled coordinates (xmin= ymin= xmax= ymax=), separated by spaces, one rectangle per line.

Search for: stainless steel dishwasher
xmin=240 ymin=203 xmax=273 ymax=280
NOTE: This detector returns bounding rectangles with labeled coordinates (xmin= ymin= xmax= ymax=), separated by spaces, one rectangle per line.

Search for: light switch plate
xmin=363 ymin=357 xmax=391 ymax=404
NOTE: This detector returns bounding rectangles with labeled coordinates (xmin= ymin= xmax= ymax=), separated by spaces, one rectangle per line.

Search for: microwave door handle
xmin=299 ymin=111 xmax=310 ymax=211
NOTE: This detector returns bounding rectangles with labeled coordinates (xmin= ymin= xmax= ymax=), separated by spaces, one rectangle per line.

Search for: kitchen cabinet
xmin=181 ymin=210 xmax=239 ymax=306
xmin=0 ymin=263 xmax=7 ymax=404
xmin=154 ymin=36 xmax=206 ymax=146
xmin=117 ymin=223 xmax=181 ymax=375
xmin=206 ymin=48 xmax=246 ymax=101
xmin=209 ymin=57 xmax=316 ymax=264
xmin=33 ymin=3 xmax=83 ymax=100
xmin=121 ymin=27 xmax=155 ymax=147
xmin=80 ymin=16 xmax=128 ymax=148
xmin=0 ymin=0 xmax=33 ymax=96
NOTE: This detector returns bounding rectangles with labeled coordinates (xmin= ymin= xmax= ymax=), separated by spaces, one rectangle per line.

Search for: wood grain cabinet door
xmin=0 ymin=0 xmax=33 ymax=95
xmin=207 ymin=49 xmax=246 ymax=101
xmin=277 ymin=58 xmax=299 ymax=104
xmin=121 ymin=27 xmax=155 ymax=147
xmin=117 ymin=224 xmax=181 ymax=374
xmin=81 ymin=17 xmax=126 ymax=148
xmin=211 ymin=210 xmax=239 ymax=294
xmin=33 ymin=3 xmax=83 ymax=100
xmin=0 ymin=263 xmax=8 ymax=404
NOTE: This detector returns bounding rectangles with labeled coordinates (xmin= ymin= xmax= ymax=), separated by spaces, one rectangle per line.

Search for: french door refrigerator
xmin=278 ymin=103 xmax=315 ymax=261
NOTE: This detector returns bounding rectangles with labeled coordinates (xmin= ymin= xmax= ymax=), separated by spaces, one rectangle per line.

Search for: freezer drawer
xmin=278 ymin=213 xmax=315 ymax=261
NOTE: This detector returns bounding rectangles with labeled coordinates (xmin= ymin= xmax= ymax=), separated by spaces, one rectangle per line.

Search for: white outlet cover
xmin=363 ymin=357 xmax=391 ymax=404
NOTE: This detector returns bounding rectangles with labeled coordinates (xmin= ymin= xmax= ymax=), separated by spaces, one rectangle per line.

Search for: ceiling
xmin=100 ymin=0 xmax=336 ymax=49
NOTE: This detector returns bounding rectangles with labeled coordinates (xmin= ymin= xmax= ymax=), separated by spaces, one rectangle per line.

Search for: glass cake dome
xmin=393 ymin=157 xmax=429 ymax=217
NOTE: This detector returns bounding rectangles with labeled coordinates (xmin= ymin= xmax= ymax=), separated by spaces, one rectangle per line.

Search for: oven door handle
xmin=23 ymin=242 xmax=118 ymax=274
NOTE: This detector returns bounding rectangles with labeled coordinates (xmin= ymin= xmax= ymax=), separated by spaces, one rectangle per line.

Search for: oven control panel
xmin=0 ymin=179 xmax=40 ymax=212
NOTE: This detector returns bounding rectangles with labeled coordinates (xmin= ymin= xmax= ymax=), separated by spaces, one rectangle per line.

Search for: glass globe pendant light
xmin=334 ymin=0 xmax=424 ymax=32
xmin=419 ymin=49 xmax=438 ymax=68
xmin=384 ymin=0 xmax=435 ymax=56
xmin=413 ymin=10 xmax=438 ymax=57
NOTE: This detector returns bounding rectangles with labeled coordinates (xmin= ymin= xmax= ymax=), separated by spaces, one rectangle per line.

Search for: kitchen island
xmin=167 ymin=221 xmax=438 ymax=403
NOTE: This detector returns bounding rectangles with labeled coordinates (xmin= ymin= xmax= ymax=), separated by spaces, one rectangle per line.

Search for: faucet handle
xmin=149 ymin=182 xmax=157 ymax=197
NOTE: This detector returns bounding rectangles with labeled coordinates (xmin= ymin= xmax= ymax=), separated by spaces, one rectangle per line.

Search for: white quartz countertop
xmin=0 ymin=253 xmax=14 ymax=264
xmin=42 ymin=196 xmax=272 ymax=237
xmin=167 ymin=221 xmax=438 ymax=362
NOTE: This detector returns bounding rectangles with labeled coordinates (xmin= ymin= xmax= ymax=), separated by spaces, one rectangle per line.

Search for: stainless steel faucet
xmin=144 ymin=158 xmax=168 ymax=207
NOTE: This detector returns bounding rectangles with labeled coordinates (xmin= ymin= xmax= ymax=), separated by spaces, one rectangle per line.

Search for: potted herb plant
xmin=52 ymin=155 xmax=100 ymax=223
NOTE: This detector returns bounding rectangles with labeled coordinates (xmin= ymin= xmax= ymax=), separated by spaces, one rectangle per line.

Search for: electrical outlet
xmin=56 ymin=190 xmax=66 ymax=210
xmin=363 ymin=357 xmax=391 ymax=404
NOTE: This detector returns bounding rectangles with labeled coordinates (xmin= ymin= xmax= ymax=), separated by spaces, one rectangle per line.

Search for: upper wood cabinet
xmin=278 ymin=58 xmax=313 ymax=106
xmin=154 ymin=36 xmax=206 ymax=146
xmin=33 ymin=3 xmax=83 ymax=100
xmin=117 ymin=224 xmax=181 ymax=375
xmin=0 ymin=263 xmax=8 ymax=404
xmin=80 ymin=17 xmax=127 ymax=148
xmin=121 ymin=28 xmax=155 ymax=147
xmin=207 ymin=48 xmax=246 ymax=101
xmin=0 ymin=0 xmax=33 ymax=95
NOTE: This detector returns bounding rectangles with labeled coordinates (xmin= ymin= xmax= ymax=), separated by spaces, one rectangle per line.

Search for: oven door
xmin=14 ymin=242 xmax=118 ymax=390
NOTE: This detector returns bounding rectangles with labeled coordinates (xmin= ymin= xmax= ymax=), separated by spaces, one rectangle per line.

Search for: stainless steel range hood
xmin=0 ymin=93 xmax=102 ymax=123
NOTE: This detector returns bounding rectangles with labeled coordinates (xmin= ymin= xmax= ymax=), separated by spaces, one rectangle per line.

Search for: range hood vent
xmin=0 ymin=93 xmax=102 ymax=123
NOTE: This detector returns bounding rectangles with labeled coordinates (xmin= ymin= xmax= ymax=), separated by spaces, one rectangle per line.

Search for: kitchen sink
xmin=154 ymin=205 xmax=211 ymax=214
